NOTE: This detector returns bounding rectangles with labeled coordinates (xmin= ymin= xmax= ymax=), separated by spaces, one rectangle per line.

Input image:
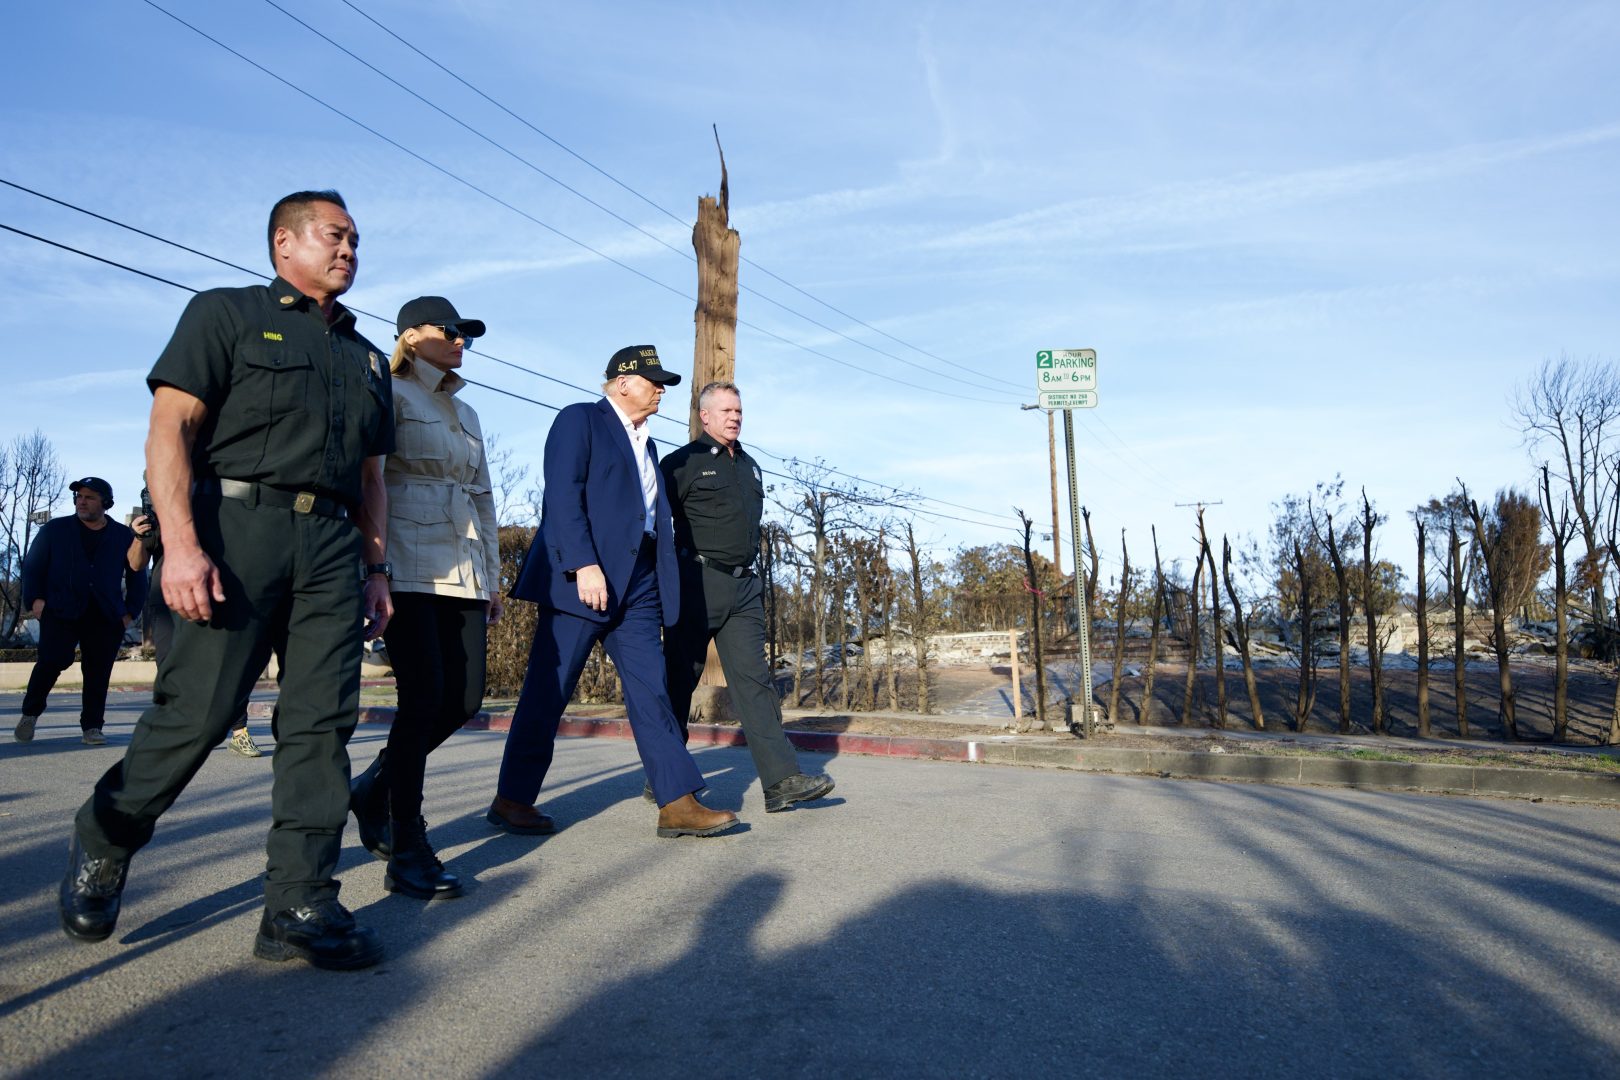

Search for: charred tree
xmin=1323 ymin=513 xmax=1354 ymax=734
xmin=1016 ymin=509 xmax=1049 ymax=732
xmin=1360 ymin=489 xmax=1386 ymax=734
xmin=1198 ymin=510 xmax=1226 ymax=729
xmin=1142 ymin=526 xmax=1166 ymax=725
xmin=1109 ymin=529 xmax=1131 ymax=728
xmin=1180 ymin=546 xmax=1205 ymax=726
xmin=1222 ymin=536 xmax=1266 ymax=730
xmin=1540 ymin=465 xmax=1574 ymax=742
xmin=1414 ymin=517 xmax=1431 ymax=739
xmin=1293 ymin=538 xmax=1320 ymax=732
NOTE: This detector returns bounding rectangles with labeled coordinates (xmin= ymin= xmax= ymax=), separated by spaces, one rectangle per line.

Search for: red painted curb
xmin=356 ymin=705 xmax=971 ymax=762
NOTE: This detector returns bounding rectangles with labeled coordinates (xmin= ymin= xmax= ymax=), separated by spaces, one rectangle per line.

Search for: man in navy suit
xmin=490 ymin=346 xmax=740 ymax=838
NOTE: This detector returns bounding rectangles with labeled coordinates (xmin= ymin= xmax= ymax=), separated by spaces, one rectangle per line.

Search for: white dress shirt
xmin=607 ymin=395 xmax=659 ymax=535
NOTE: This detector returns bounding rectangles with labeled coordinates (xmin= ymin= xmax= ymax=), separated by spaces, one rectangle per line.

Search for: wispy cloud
xmin=20 ymin=369 xmax=148 ymax=394
xmin=926 ymin=121 xmax=1620 ymax=252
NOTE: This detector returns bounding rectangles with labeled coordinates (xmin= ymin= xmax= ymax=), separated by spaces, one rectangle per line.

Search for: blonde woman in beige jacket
xmin=350 ymin=296 xmax=503 ymax=901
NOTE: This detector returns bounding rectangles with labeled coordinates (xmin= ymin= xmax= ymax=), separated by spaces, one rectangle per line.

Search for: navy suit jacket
xmin=511 ymin=398 xmax=680 ymax=625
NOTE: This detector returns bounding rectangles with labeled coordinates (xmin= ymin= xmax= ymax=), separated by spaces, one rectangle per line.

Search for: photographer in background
xmin=14 ymin=477 xmax=146 ymax=745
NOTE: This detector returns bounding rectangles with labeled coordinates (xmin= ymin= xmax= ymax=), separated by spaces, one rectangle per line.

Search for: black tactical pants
xmin=76 ymin=493 xmax=364 ymax=912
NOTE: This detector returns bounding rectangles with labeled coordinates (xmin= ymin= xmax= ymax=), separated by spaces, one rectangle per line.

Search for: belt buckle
xmin=293 ymin=491 xmax=317 ymax=514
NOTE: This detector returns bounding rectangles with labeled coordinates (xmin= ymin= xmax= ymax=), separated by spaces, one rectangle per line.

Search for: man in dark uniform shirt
xmin=59 ymin=190 xmax=395 ymax=970
xmin=661 ymin=381 xmax=834 ymax=813
xmin=14 ymin=477 xmax=146 ymax=746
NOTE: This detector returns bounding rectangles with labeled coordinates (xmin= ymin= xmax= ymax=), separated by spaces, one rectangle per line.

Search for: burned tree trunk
xmin=1142 ymin=526 xmax=1166 ymax=725
xmin=1109 ymin=529 xmax=1131 ymax=728
xmin=1180 ymin=547 xmax=1205 ymax=726
xmin=1451 ymin=523 xmax=1469 ymax=738
xmin=1414 ymin=518 xmax=1431 ymax=739
xmin=688 ymin=132 xmax=741 ymax=711
xmin=1465 ymin=490 xmax=1520 ymax=742
xmin=1540 ymin=465 xmax=1572 ymax=742
xmin=1222 ymin=536 xmax=1266 ymax=730
xmin=1198 ymin=511 xmax=1226 ymax=729
xmin=690 ymin=128 xmax=739 ymax=437
xmin=1361 ymin=490 xmax=1386 ymax=734
xmin=1293 ymin=538 xmax=1319 ymax=732
xmin=1325 ymin=515 xmax=1353 ymax=734
xmin=1017 ymin=510 xmax=1048 ymax=732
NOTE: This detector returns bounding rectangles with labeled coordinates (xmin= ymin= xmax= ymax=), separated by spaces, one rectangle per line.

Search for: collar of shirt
xmin=605 ymin=395 xmax=650 ymax=444
xmin=406 ymin=358 xmax=465 ymax=396
xmin=694 ymin=430 xmax=746 ymax=458
xmin=270 ymin=275 xmax=358 ymax=332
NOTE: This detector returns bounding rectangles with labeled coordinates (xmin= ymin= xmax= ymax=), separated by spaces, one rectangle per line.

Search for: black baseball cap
xmin=70 ymin=477 xmax=114 ymax=508
xmin=395 ymin=296 xmax=486 ymax=339
xmin=605 ymin=345 xmax=681 ymax=385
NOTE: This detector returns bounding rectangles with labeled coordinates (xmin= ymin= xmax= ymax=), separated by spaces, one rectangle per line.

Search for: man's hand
xmin=162 ymin=542 xmax=226 ymax=622
xmin=30 ymin=599 xmax=44 ymax=619
xmin=362 ymin=574 xmax=393 ymax=641
xmin=487 ymin=593 xmax=504 ymax=624
xmin=574 ymin=564 xmax=608 ymax=612
xmin=131 ymin=514 xmax=153 ymax=537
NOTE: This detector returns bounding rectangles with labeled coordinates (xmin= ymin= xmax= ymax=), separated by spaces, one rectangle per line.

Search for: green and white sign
xmin=1036 ymin=348 xmax=1097 ymax=393
xmin=1038 ymin=389 xmax=1097 ymax=410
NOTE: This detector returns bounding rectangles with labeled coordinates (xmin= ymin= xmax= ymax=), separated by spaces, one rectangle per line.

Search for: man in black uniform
xmin=60 ymin=190 xmax=395 ymax=970
xmin=662 ymin=381 xmax=834 ymax=812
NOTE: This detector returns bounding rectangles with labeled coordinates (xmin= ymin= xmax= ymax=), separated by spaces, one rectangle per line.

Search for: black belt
xmin=696 ymin=553 xmax=755 ymax=578
xmin=203 ymin=478 xmax=349 ymax=520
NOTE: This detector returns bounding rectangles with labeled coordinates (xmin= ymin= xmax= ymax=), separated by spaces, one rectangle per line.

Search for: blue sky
xmin=4 ymin=1 xmax=1618 ymax=593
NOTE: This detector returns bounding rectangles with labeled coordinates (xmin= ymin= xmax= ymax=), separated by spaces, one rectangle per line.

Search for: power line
xmin=335 ymin=0 xmax=1024 ymax=394
xmin=0 ymin=211 xmax=1028 ymax=533
xmin=138 ymin=0 xmax=1017 ymax=406
xmin=264 ymin=0 xmax=1015 ymax=401
xmin=1 ymin=179 xmax=1162 ymax=534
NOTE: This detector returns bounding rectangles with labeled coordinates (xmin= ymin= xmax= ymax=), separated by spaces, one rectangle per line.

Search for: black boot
xmin=384 ymin=816 xmax=464 ymax=901
xmin=59 ymin=833 xmax=129 ymax=942
xmin=253 ymin=898 xmax=383 ymax=970
xmin=349 ymin=752 xmax=391 ymax=860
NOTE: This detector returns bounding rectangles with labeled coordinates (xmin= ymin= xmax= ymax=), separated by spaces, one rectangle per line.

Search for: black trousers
xmin=664 ymin=562 xmax=799 ymax=788
xmin=77 ymin=495 xmax=364 ymax=912
xmin=377 ymin=592 xmax=488 ymax=821
xmin=147 ymin=560 xmax=253 ymax=733
xmin=23 ymin=608 xmax=126 ymax=730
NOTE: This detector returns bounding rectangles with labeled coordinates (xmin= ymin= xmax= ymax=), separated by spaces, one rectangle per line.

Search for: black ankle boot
xmin=384 ymin=817 xmax=463 ymax=900
xmin=349 ymin=753 xmax=391 ymax=860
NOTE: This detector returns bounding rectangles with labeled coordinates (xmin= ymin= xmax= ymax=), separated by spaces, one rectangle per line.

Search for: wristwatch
xmin=365 ymin=562 xmax=393 ymax=580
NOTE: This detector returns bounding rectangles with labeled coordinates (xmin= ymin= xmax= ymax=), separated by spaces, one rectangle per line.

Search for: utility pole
xmin=690 ymin=126 xmax=738 ymax=437
xmin=689 ymin=129 xmax=740 ymax=705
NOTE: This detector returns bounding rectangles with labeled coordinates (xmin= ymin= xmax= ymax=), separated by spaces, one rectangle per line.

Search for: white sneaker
xmin=82 ymin=728 xmax=107 ymax=746
xmin=15 ymin=715 xmax=37 ymax=742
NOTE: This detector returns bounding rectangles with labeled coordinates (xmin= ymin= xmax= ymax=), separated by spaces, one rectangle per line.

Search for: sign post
xmin=1035 ymin=349 xmax=1097 ymax=734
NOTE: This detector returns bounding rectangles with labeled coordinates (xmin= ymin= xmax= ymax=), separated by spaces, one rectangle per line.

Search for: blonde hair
xmin=389 ymin=330 xmax=417 ymax=376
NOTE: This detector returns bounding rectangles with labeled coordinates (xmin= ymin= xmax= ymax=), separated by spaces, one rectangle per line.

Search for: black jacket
xmin=20 ymin=515 xmax=147 ymax=623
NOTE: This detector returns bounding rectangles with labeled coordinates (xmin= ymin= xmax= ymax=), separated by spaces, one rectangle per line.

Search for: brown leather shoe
xmin=486 ymin=796 xmax=556 ymax=835
xmin=656 ymin=794 xmax=741 ymax=838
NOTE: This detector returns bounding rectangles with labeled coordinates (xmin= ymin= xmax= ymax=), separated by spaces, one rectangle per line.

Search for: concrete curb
xmin=315 ymin=704 xmax=1620 ymax=808
xmin=967 ymin=740 xmax=1620 ymax=806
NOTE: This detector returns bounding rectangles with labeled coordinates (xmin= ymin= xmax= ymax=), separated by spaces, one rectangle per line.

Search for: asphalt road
xmin=2 ymin=691 xmax=1619 ymax=1079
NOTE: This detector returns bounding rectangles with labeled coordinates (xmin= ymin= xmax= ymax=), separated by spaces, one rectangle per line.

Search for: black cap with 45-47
xmin=605 ymin=345 xmax=681 ymax=385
